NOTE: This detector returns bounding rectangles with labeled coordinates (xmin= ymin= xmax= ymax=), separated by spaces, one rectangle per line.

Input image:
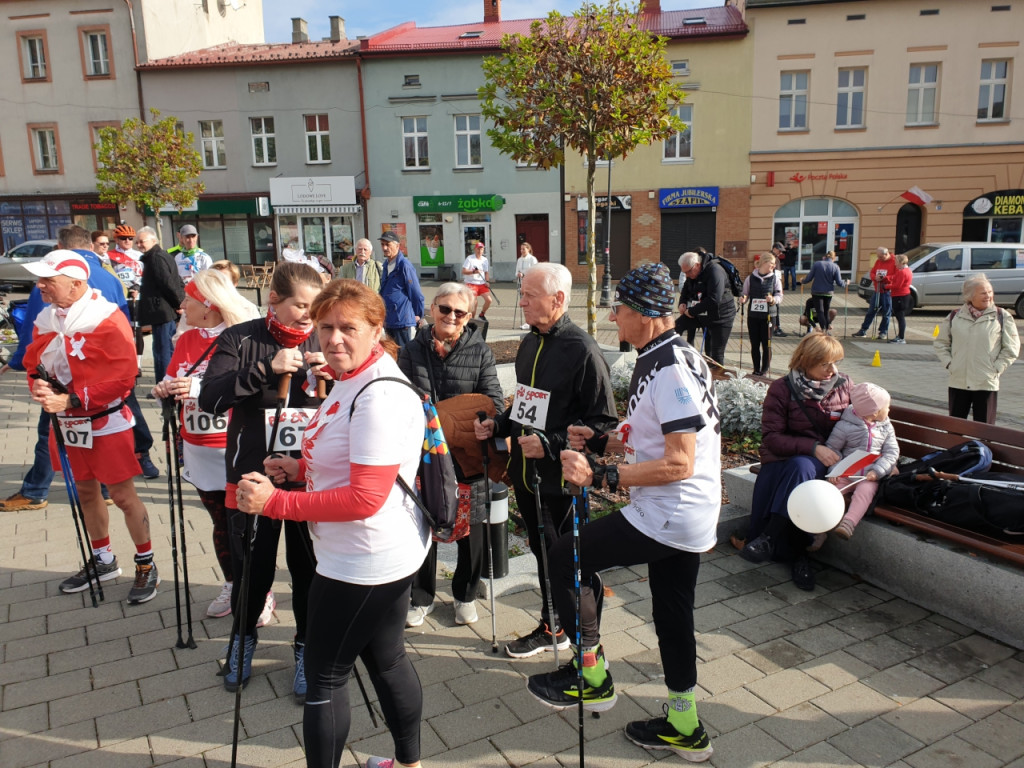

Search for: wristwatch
xmin=68 ymin=392 xmax=82 ymax=410
xmin=605 ymin=465 xmax=619 ymax=493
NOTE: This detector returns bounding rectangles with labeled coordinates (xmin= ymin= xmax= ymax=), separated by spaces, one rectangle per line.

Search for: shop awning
xmin=274 ymin=205 xmax=363 ymax=215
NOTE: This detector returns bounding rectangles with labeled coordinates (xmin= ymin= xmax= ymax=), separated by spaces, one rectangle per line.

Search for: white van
xmin=857 ymin=242 xmax=1024 ymax=318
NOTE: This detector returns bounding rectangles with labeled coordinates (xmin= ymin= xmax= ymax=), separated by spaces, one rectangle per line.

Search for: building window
xmin=454 ymin=114 xmax=482 ymax=168
xmin=403 ymin=116 xmax=429 ymax=169
xmin=89 ymin=121 xmax=119 ymax=171
xmin=199 ymin=120 xmax=226 ymax=169
xmin=28 ymin=124 xmax=62 ymax=173
xmin=81 ymin=27 xmax=113 ymax=78
xmin=978 ymin=59 xmax=1009 ymax=121
xmin=779 ymin=71 xmax=808 ymax=130
xmin=663 ymin=104 xmax=693 ymax=161
xmin=19 ymin=32 xmax=49 ymax=82
xmin=907 ymin=64 xmax=939 ymax=125
xmin=250 ymin=117 xmax=277 ymax=165
xmin=836 ymin=68 xmax=866 ymax=128
xmin=304 ymin=114 xmax=330 ymax=163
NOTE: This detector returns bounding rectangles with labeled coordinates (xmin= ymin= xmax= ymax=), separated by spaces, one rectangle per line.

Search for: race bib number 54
xmin=265 ymin=408 xmax=316 ymax=452
xmin=511 ymin=384 xmax=551 ymax=431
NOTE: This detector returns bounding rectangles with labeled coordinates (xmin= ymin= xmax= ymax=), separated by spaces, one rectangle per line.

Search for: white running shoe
xmin=454 ymin=599 xmax=479 ymax=625
xmin=207 ymin=582 xmax=233 ymax=618
xmin=255 ymin=591 xmax=276 ymax=628
xmin=406 ymin=603 xmax=435 ymax=628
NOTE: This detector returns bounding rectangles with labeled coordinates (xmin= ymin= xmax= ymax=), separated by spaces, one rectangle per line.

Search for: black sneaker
xmin=505 ymin=622 xmax=571 ymax=659
xmin=852 ymin=330 xmax=867 ymax=338
xmin=738 ymin=533 xmax=773 ymax=564
xmin=137 ymin=454 xmax=160 ymax=479
xmin=625 ymin=707 xmax=713 ymax=762
xmin=791 ymin=556 xmax=815 ymax=591
xmin=774 ymin=329 xmax=788 ymax=337
xmin=60 ymin=557 xmax=122 ymax=593
xmin=527 ymin=649 xmax=617 ymax=712
xmin=127 ymin=560 xmax=160 ymax=604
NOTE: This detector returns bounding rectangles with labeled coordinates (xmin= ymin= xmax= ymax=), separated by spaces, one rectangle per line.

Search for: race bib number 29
xmin=750 ymin=298 xmax=768 ymax=313
xmin=265 ymin=408 xmax=316 ymax=452
xmin=511 ymin=384 xmax=551 ymax=431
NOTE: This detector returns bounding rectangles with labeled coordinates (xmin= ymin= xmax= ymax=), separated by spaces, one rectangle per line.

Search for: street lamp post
xmin=598 ymin=159 xmax=614 ymax=307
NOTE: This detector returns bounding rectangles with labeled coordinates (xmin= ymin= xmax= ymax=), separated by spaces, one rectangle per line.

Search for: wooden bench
xmin=874 ymin=405 xmax=1024 ymax=567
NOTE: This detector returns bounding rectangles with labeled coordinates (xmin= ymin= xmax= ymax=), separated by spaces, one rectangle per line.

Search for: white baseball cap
xmin=23 ymin=249 xmax=91 ymax=280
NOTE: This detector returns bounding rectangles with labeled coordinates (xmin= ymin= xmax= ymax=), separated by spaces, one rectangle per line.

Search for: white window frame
xmin=454 ymin=114 xmax=482 ymax=168
xmin=199 ymin=120 xmax=226 ymax=169
xmin=304 ymin=113 xmax=331 ymax=164
xmin=32 ymin=127 xmax=59 ymax=171
xmin=906 ymin=63 xmax=939 ymax=125
xmin=978 ymin=59 xmax=1009 ymax=121
xmin=84 ymin=30 xmax=110 ymax=76
xmin=836 ymin=67 xmax=866 ymax=128
xmin=663 ymin=103 xmax=693 ymax=162
xmin=402 ymin=116 xmax=429 ymax=169
xmin=22 ymin=35 xmax=47 ymax=80
xmin=779 ymin=70 xmax=809 ymax=130
xmin=250 ymin=116 xmax=277 ymax=166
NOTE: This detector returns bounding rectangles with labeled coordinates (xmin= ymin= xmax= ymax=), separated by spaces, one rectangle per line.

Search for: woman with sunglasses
xmin=397 ymin=283 xmax=503 ymax=627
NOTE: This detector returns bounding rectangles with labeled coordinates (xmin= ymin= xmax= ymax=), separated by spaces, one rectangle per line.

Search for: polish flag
xmin=827 ymin=450 xmax=881 ymax=479
xmin=900 ymin=186 xmax=933 ymax=206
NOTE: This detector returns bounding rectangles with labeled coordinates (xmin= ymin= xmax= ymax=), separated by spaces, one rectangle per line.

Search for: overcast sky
xmin=261 ymin=0 xmax=719 ymax=43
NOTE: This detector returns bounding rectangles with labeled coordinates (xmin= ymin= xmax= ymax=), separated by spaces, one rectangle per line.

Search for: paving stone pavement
xmin=1 ymin=281 xmax=1022 ymax=768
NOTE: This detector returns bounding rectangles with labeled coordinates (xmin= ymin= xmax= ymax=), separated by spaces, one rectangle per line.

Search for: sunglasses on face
xmin=117 ymin=236 xmax=133 ymax=241
xmin=435 ymin=304 xmax=469 ymax=319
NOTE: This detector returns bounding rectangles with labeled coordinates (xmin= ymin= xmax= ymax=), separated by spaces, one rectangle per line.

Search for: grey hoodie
xmin=825 ymin=405 xmax=899 ymax=478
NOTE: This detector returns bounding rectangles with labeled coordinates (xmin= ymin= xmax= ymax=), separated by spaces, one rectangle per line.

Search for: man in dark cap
xmin=378 ymin=230 xmax=424 ymax=348
xmin=527 ymin=262 xmax=720 ymax=763
xmin=168 ymin=224 xmax=211 ymax=285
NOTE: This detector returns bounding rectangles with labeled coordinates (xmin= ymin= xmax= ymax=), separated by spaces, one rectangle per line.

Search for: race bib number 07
xmin=511 ymin=384 xmax=551 ymax=431
xmin=58 ymin=416 xmax=93 ymax=449
xmin=265 ymin=408 xmax=316 ymax=452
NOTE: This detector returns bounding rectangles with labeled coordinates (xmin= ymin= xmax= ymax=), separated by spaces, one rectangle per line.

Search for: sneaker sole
xmin=505 ymin=639 xmax=571 ymax=659
xmin=127 ymin=577 xmax=161 ymax=605
xmin=60 ymin=567 xmax=122 ymax=593
xmin=529 ymin=688 xmax=618 ymax=712
xmin=625 ymin=732 xmax=713 ymax=762
xmin=207 ymin=605 xmax=232 ymax=618
xmin=0 ymin=502 xmax=48 ymax=511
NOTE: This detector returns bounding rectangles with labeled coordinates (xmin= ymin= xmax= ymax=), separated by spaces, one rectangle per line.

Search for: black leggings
xmin=197 ymin=489 xmax=233 ymax=582
xmin=747 ymin=314 xmax=772 ymax=373
xmin=304 ymin=572 xmax=421 ymax=768
xmin=704 ymin=321 xmax=732 ymax=366
xmin=513 ymin=484 xmax=572 ymax=628
xmin=948 ymin=388 xmax=997 ymax=424
xmin=549 ymin=510 xmax=701 ymax=692
xmin=810 ymin=294 xmax=833 ymax=333
xmin=228 ymin=512 xmax=316 ymax=639
xmin=411 ymin=521 xmax=486 ymax=606
xmin=891 ymin=294 xmax=911 ymax=340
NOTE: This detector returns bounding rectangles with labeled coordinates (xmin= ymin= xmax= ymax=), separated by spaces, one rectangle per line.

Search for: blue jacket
xmin=801 ymin=258 xmax=845 ymax=295
xmin=380 ymin=252 xmax=425 ymax=329
xmin=9 ymin=249 xmax=130 ymax=371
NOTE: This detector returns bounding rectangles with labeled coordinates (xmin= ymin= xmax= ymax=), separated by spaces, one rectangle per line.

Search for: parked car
xmin=857 ymin=241 xmax=1024 ymax=318
xmin=0 ymin=239 xmax=58 ymax=286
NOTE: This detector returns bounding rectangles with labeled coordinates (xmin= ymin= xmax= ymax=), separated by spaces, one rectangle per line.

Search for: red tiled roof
xmin=361 ymin=5 xmax=746 ymax=55
xmin=139 ymin=39 xmax=359 ymax=70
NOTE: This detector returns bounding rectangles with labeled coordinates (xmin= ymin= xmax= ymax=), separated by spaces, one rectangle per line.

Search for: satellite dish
xmin=230 ymin=0 xmax=243 ymax=8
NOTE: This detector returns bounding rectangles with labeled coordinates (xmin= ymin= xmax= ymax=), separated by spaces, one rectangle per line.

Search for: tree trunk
xmin=585 ymin=159 xmax=598 ymax=337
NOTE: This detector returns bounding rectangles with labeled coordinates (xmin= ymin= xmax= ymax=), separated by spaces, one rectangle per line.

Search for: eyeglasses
xmin=609 ymin=303 xmax=621 ymax=316
xmin=435 ymin=304 xmax=469 ymax=319
xmin=95 ymin=241 xmax=110 ymax=247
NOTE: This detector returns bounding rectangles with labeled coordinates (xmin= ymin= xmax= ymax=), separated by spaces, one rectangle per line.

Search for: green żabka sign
xmin=413 ymin=195 xmax=504 ymax=213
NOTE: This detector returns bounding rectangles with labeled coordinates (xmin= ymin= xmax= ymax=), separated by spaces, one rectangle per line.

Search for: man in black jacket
xmin=136 ymin=226 xmax=185 ymax=383
xmin=475 ymin=263 xmax=617 ymax=658
xmin=677 ymin=250 xmax=736 ymax=366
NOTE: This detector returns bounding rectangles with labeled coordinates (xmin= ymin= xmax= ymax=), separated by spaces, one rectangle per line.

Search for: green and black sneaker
xmin=526 ymin=647 xmax=616 ymax=712
xmin=625 ymin=706 xmax=713 ymax=763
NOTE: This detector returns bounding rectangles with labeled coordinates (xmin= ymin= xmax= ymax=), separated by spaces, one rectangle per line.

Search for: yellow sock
xmin=666 ymin=688 xmax=698 ymax=736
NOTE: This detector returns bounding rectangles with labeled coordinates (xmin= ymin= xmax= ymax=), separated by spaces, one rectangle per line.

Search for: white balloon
xmin=787 ymin=479 xmax=846 ymax=534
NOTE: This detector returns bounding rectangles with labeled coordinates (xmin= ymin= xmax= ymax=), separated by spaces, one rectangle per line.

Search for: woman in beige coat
xmin=934 ymin=274 xmax=1020 ymax=423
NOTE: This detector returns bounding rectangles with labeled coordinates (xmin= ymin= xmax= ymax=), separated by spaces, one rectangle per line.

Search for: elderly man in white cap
xmin=23 ymin=250 xmax=161 ymax=604
xmin=169 ymin=224 xmax=212 ymax=285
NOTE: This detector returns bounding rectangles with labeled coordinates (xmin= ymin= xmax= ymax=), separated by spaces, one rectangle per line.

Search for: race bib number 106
xmin=511 ymin=384 xmax=551 ymax=431
xmin=265 ymin=408 xmax=316 ymax=452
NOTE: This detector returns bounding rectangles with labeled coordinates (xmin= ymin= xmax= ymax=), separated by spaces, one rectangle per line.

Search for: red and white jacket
xmin=163 ymin=325 xmax=229 ymax=448
xmin=24 ymin=289 xmax=136 ymax=437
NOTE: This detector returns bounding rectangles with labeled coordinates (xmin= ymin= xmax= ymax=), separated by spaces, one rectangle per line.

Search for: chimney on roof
xmin=484 ymin=0 xmax=501 ymax=24
xmin=640 ymin=0 xmax=661 ymax=13
xmin=292 ymin=17 xmax=308 ymax=44
xmin=330 ymin=16 xmax=345 ymax=42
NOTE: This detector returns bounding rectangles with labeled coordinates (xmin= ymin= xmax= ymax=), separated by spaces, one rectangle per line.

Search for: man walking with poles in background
xmin=527 ymin=262 xmax=720 ymax=762
xmin=475 ymin=263 xmax=617 ymax=659
xmin=463 ymin=240 xmax=493 ymax=320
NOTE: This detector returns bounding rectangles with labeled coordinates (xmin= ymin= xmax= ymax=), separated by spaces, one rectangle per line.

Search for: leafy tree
xmin=480 ymin=0 xmax=684 ymax=335
xmin=95 ymin=109 xmax=204 ymax=245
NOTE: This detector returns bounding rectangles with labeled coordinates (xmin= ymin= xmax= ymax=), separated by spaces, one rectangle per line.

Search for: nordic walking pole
xmin=231 ymin=370 xmax=290 ymax=768
xmin=524 ymin=426 xmax=559 ymax=668
xmin=738 ymin=298 xmax=745 ymax=371
xmin=766 ymin=313 xmax=774 ymax=379
xmin=170 ymin=407 xmax=196 ymax=648
xmin=561 ymin=463 xmax=587 ymax=767
xmin=512 ymin=277 xmax=522 ymax=329
xmin=33 ymin=366 xmax=102 ymax=606
xmin=477 ymin=411 xmax=499 ymax=654
xmin=844 ymin=283 xmax=849 ymax=338
xmin=161 ymin=399 xmax=186 ymax=648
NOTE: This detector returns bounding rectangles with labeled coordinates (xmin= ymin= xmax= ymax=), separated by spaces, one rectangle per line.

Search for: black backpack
xmin=709 ymin=254 xmax=743 ymax=297
xmin=350 ymin=377 xmax=461 ymax=542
